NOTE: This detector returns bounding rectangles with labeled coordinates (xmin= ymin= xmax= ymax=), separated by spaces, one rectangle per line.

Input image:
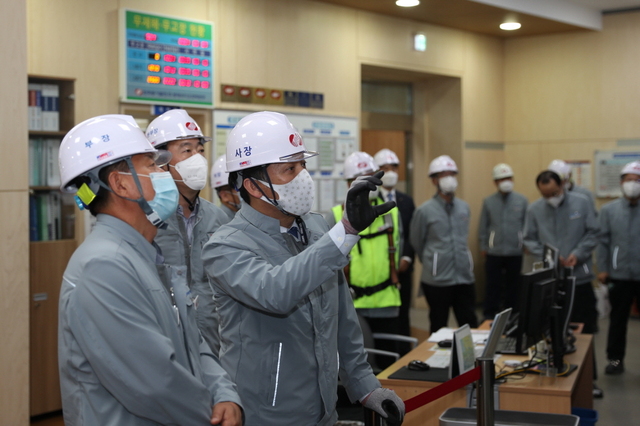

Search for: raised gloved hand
xmin=342 ymin=171 xmax=396 ymax=233
xmin=361 ymin=387 xmax=405 ymax=425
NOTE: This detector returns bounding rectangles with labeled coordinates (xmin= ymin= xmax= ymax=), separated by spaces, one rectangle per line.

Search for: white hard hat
xmin=374 ymin=148 xmax=400 ymax=167
xmin=59 ymin=115 xmax=158 ymax=193
xmin=621 ymin=161 xmax=640 ymax=177
xmin=211 ymin=154 xmax=229 ymax=189
xmin=226 ymin=111 xmax=318 ymax=172
xmin=548 ymin=159 xmax=571 ymax=180
xmin=344 ymin=151 xmax=378 ymax=180
xmin=492 ymin=163 xmax=514 ymax=180
xmin=428 ymin=155 xmax=458 ymax=177
xmin=145 ymin=109 xmax=210 ymax=148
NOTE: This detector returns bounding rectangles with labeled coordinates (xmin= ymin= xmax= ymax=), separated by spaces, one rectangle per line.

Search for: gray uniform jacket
xmin=155 ymin=198 xmax=227 ymax=354
xmin=202 ymin=203 xmax=380 ymax=426
xmin=410 ymin=194 xmax=474 ymax=286
xmin=523 ymin=192 xmax=599 ymax=284
xmin=571 ymin=184 xmax=597 ymax=214
xmin=478 ymin=191 xmax=528 ymax=256
xmin=58 ymin=214 xmax=242 ymax=426
xmin=596 ymin=197 xmax=640 ymax=280
xmin=219 ymin=204 xmax=236 ymax=223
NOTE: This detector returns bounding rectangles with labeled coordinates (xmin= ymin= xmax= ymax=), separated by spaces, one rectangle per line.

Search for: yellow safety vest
xmin=332 ymin=200 xmax=401 ymax=309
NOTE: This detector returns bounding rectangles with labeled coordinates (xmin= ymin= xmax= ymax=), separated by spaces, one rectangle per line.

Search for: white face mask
xmin=622 ymin=181 xmax=640 ymax=199
xmin=380 ymin=170 xmax=398 ymax=189
xmin=439 ymin=175 xmax=458 ymax=194
xmin=498 ymin=180 xmax=514 ymax=193
xmin=172 ymin=153 xmax=208 ymax=191
xmin=546 ymin=192 xmax=565 ymax=208
xmin=260 ymin=169 xmax=315 ymax=216
xmin=564 ymin=181 xmax=572 ymax=191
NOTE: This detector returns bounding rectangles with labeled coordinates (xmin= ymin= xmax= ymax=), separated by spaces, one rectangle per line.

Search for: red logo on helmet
xmin=289 ymin=133 xmax=301 ymax=147
xmin=186 ymin=122 xmax=199 ymax=131
xmin=357 ymin=162 xmax=368 ymax=169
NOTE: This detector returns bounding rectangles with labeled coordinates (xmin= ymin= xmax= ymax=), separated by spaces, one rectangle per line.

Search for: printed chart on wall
xmin=565 ymin=160 xmax=592 ymax=190
xmin=120 ymin=9 xmax=214 ymax=107
xmin=213 ymin=110 xmax=358 ymax=215
xmin=595 ymin=150 xmax=640 ymax=198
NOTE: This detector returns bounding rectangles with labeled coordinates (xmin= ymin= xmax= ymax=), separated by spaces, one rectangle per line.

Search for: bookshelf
xmin=28 ymin=75 xmax=76 ymax=416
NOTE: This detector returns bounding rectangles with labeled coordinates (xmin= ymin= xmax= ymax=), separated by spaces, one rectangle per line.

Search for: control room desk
xmin=377 ymin=333 xmax=593 ymax=426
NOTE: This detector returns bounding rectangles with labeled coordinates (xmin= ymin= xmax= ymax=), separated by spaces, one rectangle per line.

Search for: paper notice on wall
xmin=595 ymin=151 xmax=640 ymax=198
xmin=566 ymin=160 xmax=592 ymax=189
xmin=318 ymin=179 xmax=336 ymax=212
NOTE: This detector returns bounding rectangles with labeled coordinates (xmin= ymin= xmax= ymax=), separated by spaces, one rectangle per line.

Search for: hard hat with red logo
xmin=373 ymin=149 xmax=400 ymax=167
xmin=492 ymin=163 xmax=514 ymax=180
xmin=344 ymin=151 xmax=378 ymax=180
xmin=59 ymin=114 xmax=161 ymax=194
xmin=428 ymin=155 xmax=458 ymax=177
xmin=621 ymin=161 xmax=640 ymax=177
xmin=547 ymin=159 xmax=571 ymax=180
xmin=225 ymin=111 xmax=318 ymax=173
xmin=145 ymin=109 xmax=210 ymax=148
xmin=211 ymin=154 xmax=230 ymax=189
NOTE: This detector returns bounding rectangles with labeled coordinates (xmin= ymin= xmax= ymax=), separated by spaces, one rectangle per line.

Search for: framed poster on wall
xmin=594 ymin=150 xmax=640 ymax=198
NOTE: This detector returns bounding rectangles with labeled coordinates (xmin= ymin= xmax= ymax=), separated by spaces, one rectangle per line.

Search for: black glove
xmin=343 ymin=171 xmax=396 ymax=232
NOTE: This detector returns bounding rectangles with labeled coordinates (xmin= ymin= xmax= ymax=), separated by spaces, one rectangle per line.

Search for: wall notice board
xmin=595 ymin=150 xmax=640 ymax=198
xmin=213 ymin=110 xmax=359 ymax=215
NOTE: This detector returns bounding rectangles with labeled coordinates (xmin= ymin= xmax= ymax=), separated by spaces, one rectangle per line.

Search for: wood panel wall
xmin=1 ymin=1 xmax=29 ymax=424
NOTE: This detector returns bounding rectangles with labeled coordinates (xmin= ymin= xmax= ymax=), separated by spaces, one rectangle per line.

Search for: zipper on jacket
xmin=432 ymin=252 xmax=438 ymax=276
xmin=272 ymin=342 xmax=283 ymax=407
xmin=489 ymin=231 xmax=495 ymax=249
xmin=613 ymin=246 xmax=619 ymax=270
xmin=583 ymin=263 xmax=589 ymax=274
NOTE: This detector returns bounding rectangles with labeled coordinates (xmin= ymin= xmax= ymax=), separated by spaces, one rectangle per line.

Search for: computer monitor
xmin=543 ymin=243 xmax=560 ymax=277
xmin=500 ymin=267 xmax=556 ymax=354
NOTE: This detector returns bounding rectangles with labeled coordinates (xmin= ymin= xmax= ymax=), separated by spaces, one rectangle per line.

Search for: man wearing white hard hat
xmin=597 ymin=161 xmax=640 ymax=375
xmin=373 ymin=148 xmax=416 ymax=351
xmin=57 ymin=115 xmax=242 ymax=425
xmin=211 ymin=154 xmax=241 ymax=222
xmin=410 ymin=155 xmax=478 ymax=333
xmin=478 ymin=163 xmax=528 ymax=320
xmin=201 ymin=112 xmax=404 ymax=425
xmin=329 ymin=151 xmax=404 ymax=365
xmin=146 ymin=109 xmax=228 ymax=354
xmin=548 ymin=159 xmax=596 ymax=213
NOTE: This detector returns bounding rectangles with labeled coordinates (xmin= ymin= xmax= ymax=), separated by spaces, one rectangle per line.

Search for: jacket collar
xmin=237 ymin=200 xmax=283 ymax=238
xmin=96 ymin=213 xmax=157 ymax=263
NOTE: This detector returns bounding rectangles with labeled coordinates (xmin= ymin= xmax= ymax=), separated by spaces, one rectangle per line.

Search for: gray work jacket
xmin=410 ymin=194 xmax=474 ymax=286
xmin=478 ymin=191 xmax=528 ymax=256
xmin=155 ymin=198 xmax=227 ymax=354
xmin=58 ymin=214 xmax=242 ymax=426
xmin=571 ymin=184 xmax=597 ymax=214
xmin=523 ymin=192 xmax=599 ymax=284
xmin=219 ymin=204 xmax=236 ymax=223
xmin=202 ymin=203 xmax=380 ymax=426
xmin=596 ymin=197 xmax=640 ymax=280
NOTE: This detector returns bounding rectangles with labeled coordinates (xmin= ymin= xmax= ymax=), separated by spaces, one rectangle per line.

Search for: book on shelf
xmin=30 ymin=192 xmax=66 ymax=241
xmin=41 ymin=84 xmax=60 ymax=131
xmin=29 ymin=138 xmax=61 ymax=187
xmin=28 ymin=83 xmax=43 ymax=131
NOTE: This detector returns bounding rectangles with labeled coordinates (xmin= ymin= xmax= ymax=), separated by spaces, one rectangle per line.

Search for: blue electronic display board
xmin=120 ymin=9 xmax=214 ymax=107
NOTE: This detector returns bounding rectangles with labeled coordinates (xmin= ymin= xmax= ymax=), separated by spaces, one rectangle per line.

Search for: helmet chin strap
xmin=246 ymin=166 xmax=295 ymax=217
xmin=93 ymin=158 xmax=167 ymax=229
xmin=246 ymin=168 xmax=309 ymax=245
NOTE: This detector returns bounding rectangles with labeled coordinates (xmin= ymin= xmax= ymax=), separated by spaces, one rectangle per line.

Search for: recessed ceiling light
xmin=396 ymin=0 xmax=420 ymax=7
xmin=500 ymin=22 xmax=521 ymax=31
